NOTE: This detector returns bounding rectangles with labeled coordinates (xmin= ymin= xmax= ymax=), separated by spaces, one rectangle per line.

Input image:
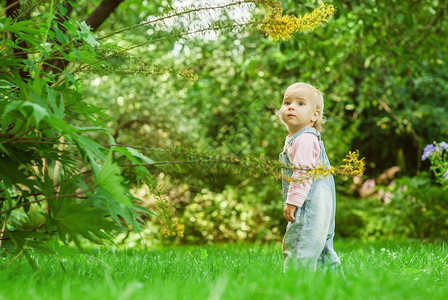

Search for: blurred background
xmin=78 ymin=0 xmax=448 ymax=246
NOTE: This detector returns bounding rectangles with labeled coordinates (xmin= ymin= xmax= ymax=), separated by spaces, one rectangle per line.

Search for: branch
xmin=98 ymin=0 xmax=256 ymax=40
xmin=0 ymin=137 xmax=166 ymax=154
xmin=378 ymin=99 xmax=420 ymax=143
xmin=6 ymin=237 xmax=33 ymax=267
xmin=0 ymin=213 xmax=8 ymax=249
xmin=0 ymin=192 xmax=44 ymax=202
xmin=85 ymin=0 xmax=126 ymax=32
xmin=64 ymin=20 xmax=256 ymax=82
xmin=122 ymin=160 xmax=204 ymax=168
xmin=0 ymin=129 xmax=32 ymax=145
xmin=4 ymin=0 xmax=19 ymax=14
xmin=10 ymin=187 xmax=96 ymax=210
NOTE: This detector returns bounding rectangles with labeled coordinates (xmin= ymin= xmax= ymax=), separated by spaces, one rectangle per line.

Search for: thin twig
xmin=103 ymin=144 xmax=166 ymax=152
xmin=122 ymin=160 xmax=203 ymax=167
xmin=6 ymin=237 xmax=34 ymax=267
xmin=55 ymin=20 xmax=256 ymax=86
xmin=97 ymin=0 xmax=255 ymax=41
xmin=0 ymin=214 xmax=9 ymax=249
xmin=0 ymin=129 xmax=32 ymax=145
xmin=53 ymin=136 xmax=64 ymax=185
xmin=2 ymin=0 xmax=20 ymax=13
xmin=1 ymin=139 xmax=167 ymax=154
xmin=0 ymin=192 xmax=44 ymax=202
xmin=10 ymin=187 xmax=96 ymax=210
xmin=378 ymin=99 xmax=420 ymax=143
xmin=0 ymin=224 xmax=45 ymax=235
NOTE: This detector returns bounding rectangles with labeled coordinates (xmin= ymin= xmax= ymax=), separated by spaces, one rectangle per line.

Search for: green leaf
xmin=77 ymin=21 xmax=100 ymax=47
xmin=72 ymin=134 xmax=107 ymax=176
xmin=34 ymin=168 xmax=55 ymax=198
xmin=0 ymin=79 xmax=16 ymax=89
xmin=22 ymin=102 xmax=48 ymax=127
xmin=111 ymin=144 xmax=155 ymax=165
xmin=72 ymin=126 xmax=108 ymax=132
xmin=46 ymin=86 xmax=65 ymax=119
xmin=7 ymin=20 xmax=41 ymax=35
xmin=64 ymin=71 xmax=77 ymax=84
xmin=52 ymin=24 xmax=69 ymax=44
xmin=46 ymin=115 xmax=74 ymax=134
xmin=127 ymin=147 xmax=154 ymax=164
xmin=48 ymin=199 xmax=117 ymax=246
xmin=97 ymin=151 xmax=131 ymax=206
xmin=1 ymin=101 xmax=48 ymax=127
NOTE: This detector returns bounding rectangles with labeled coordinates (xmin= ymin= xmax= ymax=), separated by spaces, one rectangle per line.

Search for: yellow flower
xmin=337 ymin=150 xmax=366 ymax=177
xmin=262 ymin=1 xmax=336 ymax=41
xmin=175 ymin=223 xmax=185 ymax=238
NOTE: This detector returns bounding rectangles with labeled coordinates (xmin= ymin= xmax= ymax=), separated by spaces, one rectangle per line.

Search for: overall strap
xmin=285 ymin=127 xmax=321 ymax=148
xmin=282 ymin=127 xmax=321 ymax=163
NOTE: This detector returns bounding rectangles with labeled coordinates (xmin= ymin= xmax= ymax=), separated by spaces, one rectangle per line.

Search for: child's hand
xmin=283 ymin=204 xmax=297 ymax=222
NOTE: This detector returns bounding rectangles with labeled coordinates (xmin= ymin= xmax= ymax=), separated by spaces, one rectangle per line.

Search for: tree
xmin=1 ymin=0 xmax=338 ymax=259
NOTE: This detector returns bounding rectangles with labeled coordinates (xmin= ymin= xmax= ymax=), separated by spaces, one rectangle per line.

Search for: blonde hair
xmin=278 ymin=82 xmax=326 ymax=132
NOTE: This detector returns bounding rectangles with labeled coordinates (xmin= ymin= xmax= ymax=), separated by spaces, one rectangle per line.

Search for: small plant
xmin=422 ymin=141 xmax=448 ymax=189
xmin=262 ymin=1 xmax=336 ymax=41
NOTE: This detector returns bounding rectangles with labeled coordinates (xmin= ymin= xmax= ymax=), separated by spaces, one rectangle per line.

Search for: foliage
xmin=166 ymin=0 xmax=448 ymax=175
xmin=180 ymin=185 xmax=275 ymax=243
xmin=422 ymin=141 xmax=448 ymax=189
xmin=337 ymin=149 xmax=365 ymax=177
xmin=0 ymin=1 xmax=159 ymax=257
xmin=262 ymin=1 xmax=336 ymax=40
xmin=122 ymin=146 xmax=365 ymax=245
xmin=77 ymin=0 xmax=448 ymax=244
xmin=1 ymin=0 xmax=343 ymax=258
xmin=3 ymin=0 xmax=447 ymax=252
xmin=336 ymin=174 xmax=448 ymax=239
xmin=89 ymin=0 xmax=448 ymax=180
xmin=0 ymin=241 xmax=448 ymax=299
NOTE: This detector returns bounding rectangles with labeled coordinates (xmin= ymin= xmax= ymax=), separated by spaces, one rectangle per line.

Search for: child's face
xmin=280 ymin=84 xmax=320 ymax=134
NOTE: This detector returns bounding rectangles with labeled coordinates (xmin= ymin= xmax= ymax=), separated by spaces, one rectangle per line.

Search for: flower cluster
xmin=282 ymin=163 xmax=333 ymax=185
xmin=261 ymin=1 xmax=336 ymax=41
xmin=283 ymin=150 xmax=366 ymax=184
xmin=170 ymin=146 xmax=366 ymax=184
xmin=336 ymin=150 xmax=366 ymax=177
xmin=422 ymin=141 xmax=448 ymax=183
xmin=155 ymin=196 xmax=185 ymax=238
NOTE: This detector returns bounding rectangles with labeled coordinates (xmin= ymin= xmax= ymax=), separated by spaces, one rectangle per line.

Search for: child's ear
xmin=311 ymin=109 xmax=321 ymax=122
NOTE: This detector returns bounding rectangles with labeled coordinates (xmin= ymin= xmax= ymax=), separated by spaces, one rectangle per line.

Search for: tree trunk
xmin=86 ymin=0 xmax=126 ymax=31
xmin=6 ymin=0 xmax=29 ymax=79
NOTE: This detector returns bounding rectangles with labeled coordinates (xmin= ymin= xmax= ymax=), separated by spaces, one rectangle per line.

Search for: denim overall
xmin=279 ymin=127 xmax=341 ymax=271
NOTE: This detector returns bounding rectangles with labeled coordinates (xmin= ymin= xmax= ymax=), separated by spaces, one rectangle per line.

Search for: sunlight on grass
xmin=1 ymin=239 xmax=447 ymax=299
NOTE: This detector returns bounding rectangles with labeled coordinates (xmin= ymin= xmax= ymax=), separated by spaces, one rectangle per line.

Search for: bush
xmin=180 ymin=185 xmax=281 ymax=244
xmin=336 ymin=174 xmax=448 ymax=240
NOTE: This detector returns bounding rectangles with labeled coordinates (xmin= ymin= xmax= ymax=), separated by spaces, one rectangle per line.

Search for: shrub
xmin=336 ymin=174 xmax=448 ymax=240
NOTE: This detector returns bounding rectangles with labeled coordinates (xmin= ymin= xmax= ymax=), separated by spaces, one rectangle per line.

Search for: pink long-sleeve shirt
xmin=285 ymin=133 xmax=321 ymax=208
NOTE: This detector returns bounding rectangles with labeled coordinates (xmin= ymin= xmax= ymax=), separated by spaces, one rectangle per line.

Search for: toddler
xmin=278 ymin=82 xmax=341 ymax=271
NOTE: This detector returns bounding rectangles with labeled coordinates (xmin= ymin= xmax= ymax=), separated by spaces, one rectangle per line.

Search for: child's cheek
xmin=280 ymin=107 xmax=287 ymax=115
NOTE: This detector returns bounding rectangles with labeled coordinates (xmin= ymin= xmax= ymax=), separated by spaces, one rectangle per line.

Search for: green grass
xmin=1 ymin=239 xmax=447 ymax=299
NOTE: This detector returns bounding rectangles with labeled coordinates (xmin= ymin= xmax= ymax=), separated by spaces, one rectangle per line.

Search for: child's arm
xmin=285 ymin=133 xmax=321 ymax=209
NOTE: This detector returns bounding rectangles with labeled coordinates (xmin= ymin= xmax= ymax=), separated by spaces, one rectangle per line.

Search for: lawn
xmin=0 ymin=239 xmax=447 ymax=300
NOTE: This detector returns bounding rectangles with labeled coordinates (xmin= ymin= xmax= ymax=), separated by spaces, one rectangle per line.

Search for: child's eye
xmin=284 ymin=101 xmax=290 ymax=105
xmin=299 ymin=101 xmax=306 ymax=106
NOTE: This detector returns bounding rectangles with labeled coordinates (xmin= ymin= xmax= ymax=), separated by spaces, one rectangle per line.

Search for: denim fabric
xmin=279 ymin=127 xmax=341 ymax=271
